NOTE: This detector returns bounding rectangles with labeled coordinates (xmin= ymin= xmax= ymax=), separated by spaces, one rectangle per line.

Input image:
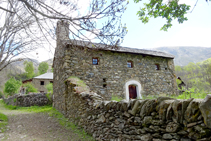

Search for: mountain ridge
xmin=152 ymin=47 xmax=211 ymax=66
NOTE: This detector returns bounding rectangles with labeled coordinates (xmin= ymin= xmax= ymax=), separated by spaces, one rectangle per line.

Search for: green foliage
xmin=4 ymin=78 xmax=22 ymax=96
xmin=24 ymin=61 xmax=35 ymax=79
xmin=13 ymin=98 xmax=17 ymax=103
xmin=175 ymin=57 xmax=211 ymax=93
xmin=0 ymin=112 xmax=8 ymax=132
xmin=38 ymin=62 xmax=49 ymax=75
xmin=0 ymin=91 xmax=3 ymax=99
xmin=135 ymin=0 xmax=190 ymax=31
xmin=45 ymin=83 xmax=53 ymax=93
xmin=23 ymin=83 xmax=38 ymax=94
xmin=111 ymin=95 xmax=123 ymax=102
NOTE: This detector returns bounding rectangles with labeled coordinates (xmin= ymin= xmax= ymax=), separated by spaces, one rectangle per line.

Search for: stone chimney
xmin=56 ymin=20 xmax=69 ymax=41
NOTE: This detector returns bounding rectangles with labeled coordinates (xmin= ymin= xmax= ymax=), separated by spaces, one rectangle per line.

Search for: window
xmin=103 ymin=84 xmax=107 ymax=88
xmin=103 ymin=78 xmax=106 ymax=82
xmin=155 ymin=64 xmax=160 ymax=70
xmin=50 ymin=81 xmax=53 ymax=84
xmin=40 ymin=81 xmax=44 ymax=85
xmin=40 ymin=91 xmax=44 ymax=93
xmin=127 ymin=61 xmax=133 ymax=68
xmin=92 ymin=57 xmax=99 ymax=65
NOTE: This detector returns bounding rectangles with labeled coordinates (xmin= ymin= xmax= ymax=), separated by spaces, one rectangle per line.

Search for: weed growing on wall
xmin=66 ymin=76 xmax=90 ymax=93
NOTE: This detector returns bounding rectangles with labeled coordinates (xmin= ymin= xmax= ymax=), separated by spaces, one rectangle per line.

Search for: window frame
xmin=127 ymin=61 xmax=133 ymax=68
xmin=92 ymin=57 xmax=99 ymax=65
xmin=155 ymin=64 xmax=160 ymax=70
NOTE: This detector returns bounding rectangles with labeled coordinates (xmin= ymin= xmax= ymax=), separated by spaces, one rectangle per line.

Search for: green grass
xmin=48 ymin=108 xmax=94 ymax=140
xmin=111 ymin=95 xmax=123 ymax=102
xmin=0 ymin=112 xmax=8 ymax=132
xmin=171 ymin=92 xmax=208 ymax=99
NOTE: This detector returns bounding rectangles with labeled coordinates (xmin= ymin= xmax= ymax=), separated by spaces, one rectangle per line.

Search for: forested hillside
xmin=175 ymin=58 xmax=211 ymax=93
xmin=153 ymin=47 xmax=211 ymax=66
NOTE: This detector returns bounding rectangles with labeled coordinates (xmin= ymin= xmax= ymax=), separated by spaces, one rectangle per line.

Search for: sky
xmin=16 ymin=0 xmax=211 ymax=62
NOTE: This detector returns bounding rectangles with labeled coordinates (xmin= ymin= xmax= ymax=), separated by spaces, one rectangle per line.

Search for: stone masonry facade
xmin=53 ymin=20 xmax=177 ymax=112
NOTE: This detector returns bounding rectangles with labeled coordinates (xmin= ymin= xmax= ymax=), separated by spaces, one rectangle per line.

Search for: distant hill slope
xmin=153 ymin=47 xmax=211 ymax=66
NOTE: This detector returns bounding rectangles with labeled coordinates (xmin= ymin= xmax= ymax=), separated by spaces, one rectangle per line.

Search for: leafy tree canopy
xmin=24 ymin=61 xmax=34 ymax=79
xmin=38 ymin=62 xmax=49 ymax=75
xmin=23 ymin=83 xmax=38 ymax=94
xmin=134 ymin=0 xmax=209 ymax=31
xmin=4 ymin=78 xmax=22 ymax=96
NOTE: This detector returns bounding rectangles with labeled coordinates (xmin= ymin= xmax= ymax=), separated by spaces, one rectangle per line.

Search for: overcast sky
xmin=121 ymin=0 xmax=211 ymax=49
xmin=32 ymin=0 xmax=211 ymax=62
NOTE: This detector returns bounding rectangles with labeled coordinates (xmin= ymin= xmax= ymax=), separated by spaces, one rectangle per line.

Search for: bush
xmin=4 ymin=78 xmax=22 ymax=96
xmin=23 ymin=83 xmax=38 ymax=94
xmin=45 ymin=83 xmax=53 ymax=93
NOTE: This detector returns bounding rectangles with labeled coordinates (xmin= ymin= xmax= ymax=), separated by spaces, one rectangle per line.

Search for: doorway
xmin=125 ymin=80 xmax=142 ymax=101
xmin=129 ymin=85 xmax=137 ymax=99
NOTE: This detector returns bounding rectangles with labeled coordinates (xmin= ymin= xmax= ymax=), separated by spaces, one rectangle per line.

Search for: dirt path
xmin=0 ymin=103 xmax=93 ymax=141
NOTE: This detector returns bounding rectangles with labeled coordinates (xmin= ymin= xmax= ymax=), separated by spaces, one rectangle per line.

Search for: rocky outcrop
xmin=59 ymin=83 xmax=211 ymax=141
xmin=3 ymin=93 xmax=52 ymax=107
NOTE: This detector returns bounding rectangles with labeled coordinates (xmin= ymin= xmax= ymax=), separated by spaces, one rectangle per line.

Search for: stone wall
xmin=60 ymin=82 xmax=211 ymax=141
xmin=3 ymin=93 xmax=52 ymax=107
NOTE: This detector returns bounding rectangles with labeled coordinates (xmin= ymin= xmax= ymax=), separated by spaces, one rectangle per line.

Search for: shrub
xmin=45 ymin=83 xmax=53 ymax=93
xmin=4 ymin=78 xmax=22 ymax=96
xmin=23 ymin=83 xmax=38 ymax=94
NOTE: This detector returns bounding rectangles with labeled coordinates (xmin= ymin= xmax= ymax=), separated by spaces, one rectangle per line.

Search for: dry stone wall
xmin=3 ymin=93 xmax=52 ymax=107
xmin=61 ymin=82 xmax=211 ymax=141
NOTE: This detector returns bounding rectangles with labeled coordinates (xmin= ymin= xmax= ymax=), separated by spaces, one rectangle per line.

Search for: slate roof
xmin=64 ymin=39 xmax=174 ymax=59
xmin=33 ymin=73 xmax=53 ymax=80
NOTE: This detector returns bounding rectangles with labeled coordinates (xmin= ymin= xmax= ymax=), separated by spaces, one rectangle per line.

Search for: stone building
xmin=53 ymin=21 xmax=177 ymax=108
xmin=21 ymin=72 xmax=53 ymax=94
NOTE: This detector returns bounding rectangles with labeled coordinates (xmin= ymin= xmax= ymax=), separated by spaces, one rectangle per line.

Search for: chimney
xmin=56 ymin=20 xmax=69 ymax=41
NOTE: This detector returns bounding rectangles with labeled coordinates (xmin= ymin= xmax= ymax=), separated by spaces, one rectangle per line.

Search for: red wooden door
xmin=129 ymin=85 xmax=137 ymax=99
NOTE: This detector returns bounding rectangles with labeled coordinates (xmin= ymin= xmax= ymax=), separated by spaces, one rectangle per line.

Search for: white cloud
xmin=154 ymin=27 xmax=211 ymax=47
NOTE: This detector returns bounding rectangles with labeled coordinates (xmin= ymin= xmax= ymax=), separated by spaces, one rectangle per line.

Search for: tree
xmin=23 ymin=83 xmax=38 ymax=94
xmin=0 ymin=0 xmax=128 ymax=72
xmin=0 ymin=1 xmax=42 ymax=72
xmin=24 ymin=61 xmax=34 ymax=79
xmin=4 ymin=77 xmax=22 ymax=96
xmin=134 ymin=0 xmax=208 ymax=31
xmin=38 ymin=62 xmax=49 ymax=75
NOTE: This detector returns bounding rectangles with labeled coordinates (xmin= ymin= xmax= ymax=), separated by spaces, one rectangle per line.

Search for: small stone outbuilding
xmin=53 ymin=21 xmax=177 ymax=110
xmin=21 ymin=72 xmax=53 ymax=94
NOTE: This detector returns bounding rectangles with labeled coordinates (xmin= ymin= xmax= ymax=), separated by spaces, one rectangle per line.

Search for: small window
xmin=103 ymin=78 xmax=106 ymax=82
xmin=103 ymin=84 xmax=107 ymax=88
xmin=40 ymin=81 xmax=44 ymax=85
xmin=40 ymin=91 xmax=44 ymax=93
xmin=92 ymin=57 xmax=99 ymax=65
xmin=155 ymin=64 xmax=160 ymax=70
xmin=127 ymin=61 xmax=133 ymax=68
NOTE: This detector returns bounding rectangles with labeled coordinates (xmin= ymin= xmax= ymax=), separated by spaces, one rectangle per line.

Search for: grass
xmin=0 ymin=99 xmax=94 ymax=140
xmin=111 ymin=95 xmax=124 ymax=102
xmin=171 ymin=92 xmax=208 ymax=99
xmin=0 ymin=112 xmax=8 ymax=132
